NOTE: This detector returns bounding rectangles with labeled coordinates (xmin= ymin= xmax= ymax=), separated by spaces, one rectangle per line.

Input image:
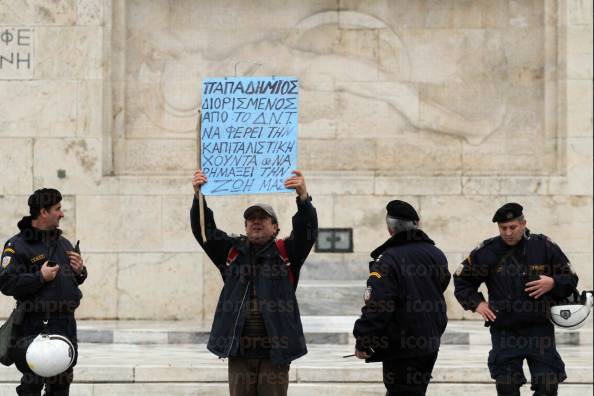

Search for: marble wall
xmin=0 ymin=0 xmax=591 ymax=320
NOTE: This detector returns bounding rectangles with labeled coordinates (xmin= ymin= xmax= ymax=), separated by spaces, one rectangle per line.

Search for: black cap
xmin=28 ymin=188 xmax=62 ymax=219
xmin=243 ymin=203 xmax=278 ymax=224
xmin=492 ymin=202 xmax=523 ymax=223
xmin=386 ymin=200 xmax=419 ymax=222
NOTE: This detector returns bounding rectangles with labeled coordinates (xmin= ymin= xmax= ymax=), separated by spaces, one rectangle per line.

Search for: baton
xmin=343 ymin=347 xmax=374 ymax=358
xmin=195 ymin=109 xmax=207 ymax=242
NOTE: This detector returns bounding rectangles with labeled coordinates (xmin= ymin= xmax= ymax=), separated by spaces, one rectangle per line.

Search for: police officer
xmin=190 ymin=169 xmax=318 ymax=396
xmin=454 ymin=203 xmax=578 ymax=396
xmin=353 ymin=200 xmax=451 ymax=396
xmin=0 ymin=188 xmax=87 ymax=396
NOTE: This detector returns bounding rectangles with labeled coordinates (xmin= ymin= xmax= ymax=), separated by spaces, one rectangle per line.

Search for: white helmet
xmin=25 ymin=334 xmax=75 ymax=377
xmin=550 ymin=291 xmax=594 ymax=331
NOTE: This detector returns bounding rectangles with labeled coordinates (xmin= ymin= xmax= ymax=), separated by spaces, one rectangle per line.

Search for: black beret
xmin=386 ymin=200 xmax=419 ymax=222
xmin=492 ymin=202 xmax=523 ymax=223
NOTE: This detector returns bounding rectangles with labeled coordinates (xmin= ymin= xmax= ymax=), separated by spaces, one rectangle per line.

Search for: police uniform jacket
xmin=0 ymin=216 xmax=87 ymax=315
xmin=353 ymin=229 xmax=450 ymax=362
xmin=453 ymin=230 xmax=578 ymax=329
xmin=190 ymin=196 xmax=318 ymax=365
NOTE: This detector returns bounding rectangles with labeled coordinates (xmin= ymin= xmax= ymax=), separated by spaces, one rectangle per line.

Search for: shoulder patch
xmin=2 ymin=256 xmax=12 ymax=268
xmin=364 ymin=286 xmax=372 ymax=303
xmin=3 ymin=247 xmax=15 ymax=255
xmin=369 ymin=271 xmax=382 ymax=279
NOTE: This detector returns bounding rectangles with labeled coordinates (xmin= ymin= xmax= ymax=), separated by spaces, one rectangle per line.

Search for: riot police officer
xmin=353 ymin=200 xmax=451 ymax=395
xmin=454 ymin=203 xmax=578 ymax=396
xmin=0 ymin=188 xmax=87 ymax=396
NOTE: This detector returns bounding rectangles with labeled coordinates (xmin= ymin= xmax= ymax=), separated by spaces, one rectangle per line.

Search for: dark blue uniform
xmin=0 ymin=216 xmax=87 ymax=396
xmin=454 ymin=231 xmax=577 ymax=396
xmin=353 ymin=229 xmax=450 ymax=395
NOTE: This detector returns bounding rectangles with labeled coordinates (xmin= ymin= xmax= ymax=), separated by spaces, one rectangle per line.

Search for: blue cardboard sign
xmin=200 ymin=76 xmax=299 ymax=196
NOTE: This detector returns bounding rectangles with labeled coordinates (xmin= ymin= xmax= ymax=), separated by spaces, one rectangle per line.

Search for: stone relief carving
xmin=130 ymin=10 xmax=508 ymax=145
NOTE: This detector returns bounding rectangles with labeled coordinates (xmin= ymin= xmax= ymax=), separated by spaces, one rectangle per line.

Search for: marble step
xmin=0 ymin=383 xmax=591 ymax=396
xmin=296 ymin=280 xmax=363 ymax=316
xmin=299 ymin=253 xmax=370 ymax=280
xmin=76 ymin=316 xmax=353 ymax=346
xmin=75 ymin=317 xmax=593 ymax=346
xmin=0 ymin=344 xmax=591 ymax=385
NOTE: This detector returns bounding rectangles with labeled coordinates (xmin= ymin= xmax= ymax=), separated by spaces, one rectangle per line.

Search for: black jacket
xmin=453 ymin=231 xmax=578 ymax=329
xmin=353 ymin=229 xmax=450 ymax=362
xmin=190 ymin=195 xmax=318 ymax=365
xmin=0 ymin=217 xmax=87 ymax=314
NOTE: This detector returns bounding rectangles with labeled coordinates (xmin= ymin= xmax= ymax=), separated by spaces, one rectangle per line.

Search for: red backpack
xmin=226 ymin=239 xmax=297 ymax=289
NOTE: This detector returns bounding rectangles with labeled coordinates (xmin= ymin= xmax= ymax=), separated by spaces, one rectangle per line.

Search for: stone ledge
xmin=74 ymin=318 xmax=593 ymax=346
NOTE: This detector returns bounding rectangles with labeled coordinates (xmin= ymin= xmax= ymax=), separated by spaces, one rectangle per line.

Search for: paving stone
xmin=167 ymin=331 xmax=210 ymax=345
xmin=77 ymin=329 xmax=114 ymax=344
xmin=304 ymin=332 xmax=349 ymax=345
xmin=0 ymin=383 xmax=590 ymax=396
xmin=113 ymin=330 xmax=168 ymax=345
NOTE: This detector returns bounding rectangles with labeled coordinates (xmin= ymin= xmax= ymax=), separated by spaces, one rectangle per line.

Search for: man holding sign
xmin=190 ymin=169 xmax=317 ymax=396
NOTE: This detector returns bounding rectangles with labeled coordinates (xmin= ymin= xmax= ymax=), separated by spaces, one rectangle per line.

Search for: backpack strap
xmin=275 ymin=239 xmax=289 ymax=263
xmin=275 ymin=239 xmax=296 ymax=288
xmin=226 ymin=246 xmax=239 ymax=266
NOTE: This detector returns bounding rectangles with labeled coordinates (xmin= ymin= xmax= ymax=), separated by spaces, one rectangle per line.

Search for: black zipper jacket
xmin=353 ymin=229 xmax=450 ymax=362
xmin=0 ymin=217 xmax=87 ymax=314
xmin=453 ymin=230 xmax=578 ymax=329
xmin=190 ymin=196 xmax=318 ymax=365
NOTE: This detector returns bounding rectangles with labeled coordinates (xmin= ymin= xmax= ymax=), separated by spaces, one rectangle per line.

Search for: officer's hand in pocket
xmin=41 ymin=261 xmax=59 ymax=282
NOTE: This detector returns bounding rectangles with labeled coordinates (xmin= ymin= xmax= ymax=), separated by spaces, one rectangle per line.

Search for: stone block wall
xmin=0 ymin=0 xmax=591 ymax=320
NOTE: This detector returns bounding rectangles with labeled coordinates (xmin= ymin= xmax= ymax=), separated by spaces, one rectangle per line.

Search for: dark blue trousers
xmin=488 ymin=323 xmax=566 ymax=396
